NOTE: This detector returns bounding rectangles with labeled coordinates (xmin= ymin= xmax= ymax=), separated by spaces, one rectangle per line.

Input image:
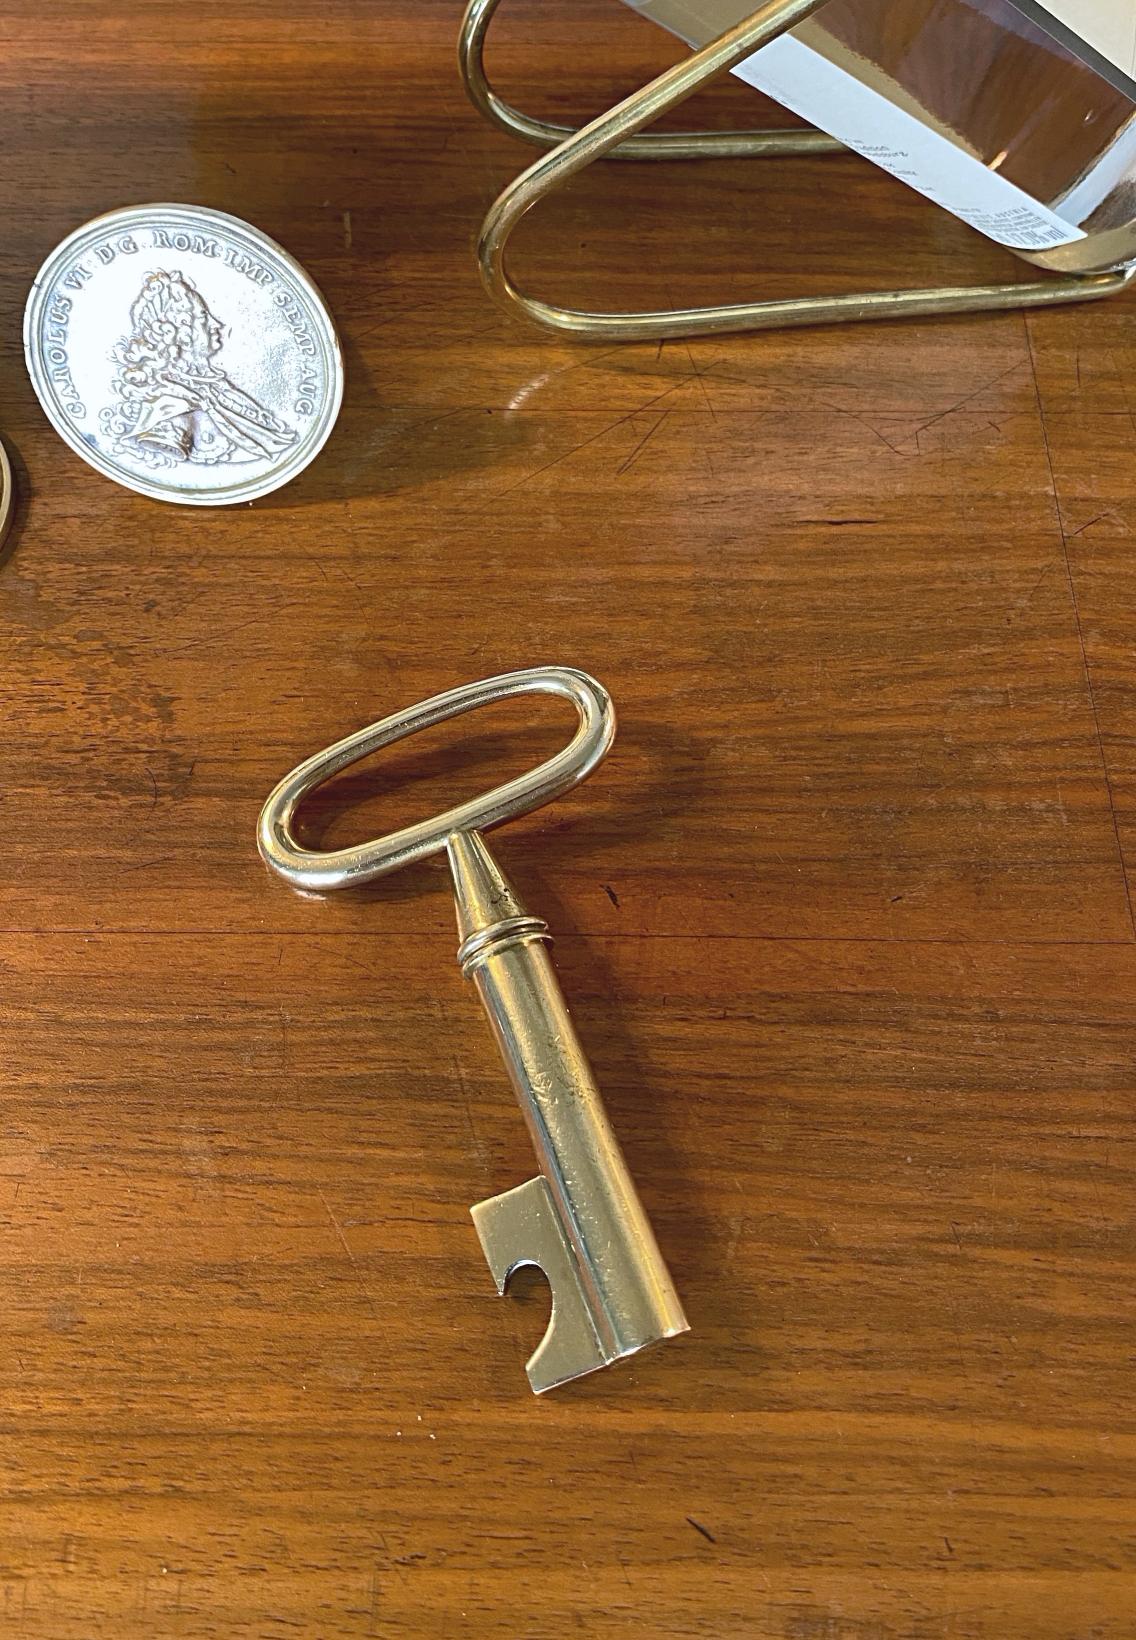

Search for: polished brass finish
xmin=458 ymin=0 xmax=841 ymax=158
xmin=0 ymin=439 xmax=12 ymax=555
xmin=470 ymin=0 xmax=1134 ymax=340
xmin=451 ymin=830 xmax=688 ymax=1393
xmin=258 ymin=667 xmax=689 ymax=1394
xmin=257 ymin=666 xmax=613 ymax=892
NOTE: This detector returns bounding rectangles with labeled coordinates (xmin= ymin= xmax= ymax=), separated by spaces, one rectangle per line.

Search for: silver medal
xmin=24 ymin=204 xmax=344 ymax=506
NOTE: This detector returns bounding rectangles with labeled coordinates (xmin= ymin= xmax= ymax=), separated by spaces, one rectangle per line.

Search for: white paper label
xmin=735 ymin=33 xmax=1088 ymax=250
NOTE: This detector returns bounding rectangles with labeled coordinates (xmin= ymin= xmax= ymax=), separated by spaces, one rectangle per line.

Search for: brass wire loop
xmin=458 ymin=0 xmax=842 ymax=158
xmin=462 ymin=0 xmax=1135 ymax=341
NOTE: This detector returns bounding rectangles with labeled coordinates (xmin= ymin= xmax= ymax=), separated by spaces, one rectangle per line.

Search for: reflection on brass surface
xmin=459 ymin=0 xmax=843 ymax=156
xmin=0 ymin=439 xmax=13 ymax=555
xmin=258 ymin=667 xmax=689 ymax=1395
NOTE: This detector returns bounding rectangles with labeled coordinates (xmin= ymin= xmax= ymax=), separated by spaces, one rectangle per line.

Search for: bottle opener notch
xmin=471 ymin=1176 xmax=609 ymax=1394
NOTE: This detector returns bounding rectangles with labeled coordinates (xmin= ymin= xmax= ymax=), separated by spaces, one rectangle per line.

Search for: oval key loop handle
xmin=257 ymin=666 xmax=615 ymax=893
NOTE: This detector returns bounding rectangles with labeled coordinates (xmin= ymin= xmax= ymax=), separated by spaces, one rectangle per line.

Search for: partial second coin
xmin=24 ymin=203 xmax=344 ymax=506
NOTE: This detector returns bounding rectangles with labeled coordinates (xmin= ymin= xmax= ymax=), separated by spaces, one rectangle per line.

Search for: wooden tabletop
xmin=3 ymin=3 xmax=1135 ymax=1635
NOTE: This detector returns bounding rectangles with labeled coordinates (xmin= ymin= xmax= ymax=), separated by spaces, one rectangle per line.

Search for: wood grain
xmin=1 ymin=2 xmax=1134 ymax=1634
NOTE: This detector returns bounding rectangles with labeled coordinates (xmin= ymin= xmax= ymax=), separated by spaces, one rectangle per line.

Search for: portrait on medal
xmin=100 ymin=269 xmax=298 ymax=468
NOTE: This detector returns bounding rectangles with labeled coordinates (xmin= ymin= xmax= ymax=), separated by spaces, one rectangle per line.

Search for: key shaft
xmin=448 ymin=829 xmax=688 ymax=1392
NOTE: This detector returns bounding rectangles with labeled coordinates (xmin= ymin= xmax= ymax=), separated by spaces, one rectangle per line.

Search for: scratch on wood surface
xmin=483 ymin=373 xmax=701 ymax=504
xmin=909 ymin=360 xmax=1027 ymax=438
xmin=368 ymin=1565 xmax=382 ymax=1635
xmin=616 ymin=411 xmax=668 ymax=477
xmin=684 ymin=341 xmax=717 ymax=421
xmin=319 ymin=1185 xmax=380 ymax=1320
xmin=453 ymin=1051 xmax=490 ymax=1173
xmin=1067 ymin=510 xmax=1114 ymax=539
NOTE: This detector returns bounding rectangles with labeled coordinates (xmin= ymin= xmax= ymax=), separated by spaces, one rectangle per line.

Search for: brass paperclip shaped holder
xmin=258 ymin=667 xmax=689 ymax=1393
xmin=459 ymin=0 xmax=1134 ymax=339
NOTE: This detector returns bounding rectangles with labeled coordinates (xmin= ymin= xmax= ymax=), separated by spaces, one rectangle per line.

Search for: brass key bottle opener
xmin=258 ymin=667 xmax=689 ymax=1393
